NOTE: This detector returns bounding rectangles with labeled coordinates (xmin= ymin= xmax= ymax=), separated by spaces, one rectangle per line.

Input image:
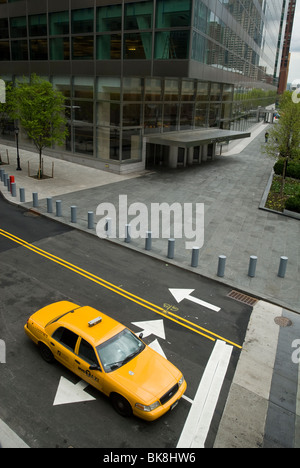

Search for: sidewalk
xmin=1 ymin=123 xmax=300 ymax=448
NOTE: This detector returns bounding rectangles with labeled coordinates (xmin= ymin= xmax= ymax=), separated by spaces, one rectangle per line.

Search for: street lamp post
xmin=15 ymin=127 xmax=22 ymax=171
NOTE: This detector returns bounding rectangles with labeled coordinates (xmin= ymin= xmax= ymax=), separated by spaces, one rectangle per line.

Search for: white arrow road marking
xmin=53 ymin=376 xmax=96 ymax=406
xmin=148 ymin=339 xmax=167 ymax=359
xmin=131 ymin=319 xmax=166 ymax=339
xmin=177 ymin=340 xmax=233 ymax=449
xmin=169 ymin=289 xmax=221 ymax=312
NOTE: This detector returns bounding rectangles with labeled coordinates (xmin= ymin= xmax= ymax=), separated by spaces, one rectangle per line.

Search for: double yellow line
xmin=0 ymin=227 xmax=242 ymax=349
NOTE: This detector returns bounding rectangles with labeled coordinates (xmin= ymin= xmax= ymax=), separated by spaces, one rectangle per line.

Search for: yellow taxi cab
xmin=24 ymin=301 xmax=187 ymax=421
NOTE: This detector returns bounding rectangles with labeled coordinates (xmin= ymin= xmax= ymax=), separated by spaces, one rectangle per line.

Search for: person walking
xmin=265 ymin=132 xmax=269 ymax=143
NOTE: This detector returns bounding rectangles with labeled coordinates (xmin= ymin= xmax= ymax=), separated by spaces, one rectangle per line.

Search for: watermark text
xmin=96 ymin=195 xmax=204 ymax=249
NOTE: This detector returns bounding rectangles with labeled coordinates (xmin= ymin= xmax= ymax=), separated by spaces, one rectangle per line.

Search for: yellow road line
xmin=0 ymin=227 xmax=242 ymax=349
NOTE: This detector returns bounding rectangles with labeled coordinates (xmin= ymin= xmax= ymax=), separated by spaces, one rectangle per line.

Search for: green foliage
xmin=264 ymin=91 xmax=300 ymax=162
xmin=8 ymin=74 xmax=68 ymax=178
xmin=285 ymin=195 xmax=300 ymax=213
xmin=274 ymin=158 xmax=300 ymax=180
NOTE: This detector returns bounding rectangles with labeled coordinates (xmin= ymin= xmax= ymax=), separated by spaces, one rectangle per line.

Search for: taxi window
xmin=78 ymin=338 xmax=99 ymax=367
xmin=52 ymin=327 xmax=78 ymax=352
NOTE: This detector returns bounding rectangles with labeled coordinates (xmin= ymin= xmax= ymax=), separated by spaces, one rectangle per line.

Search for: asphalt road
xmin=0 ymin=197 xmax=252 ymax=448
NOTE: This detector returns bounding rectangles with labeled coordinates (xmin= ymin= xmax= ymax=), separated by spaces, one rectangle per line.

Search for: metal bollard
xmin=47 ymin=197 xmax=53 ymax=213
xmin=248 ymin=256 xmax=258 ymax=278
xmin=3 ymin=173 xmax=7 ymax=186
xmin=278 ymin=256 xmax=288 ymax=278
xmin=32 ymin=192 xmax=38 ymax=207
xmin=88 ymin=211 xmax=94 ymax=230
xmin=19 ymin=187 xmax=25 ymax=203
xmin=125 ymin=224 xmax=131 ymax=243
xmin=56 ymin=200 xmax=62 ymax=217
xmin=71 ymin=206 xmax=77 ymax=223
xmin=217 ymin=255 xmax=227 ymax=277
xmin=191 ymin=246 xmax=200 ymax=268
xmin=167 ymin=239 xmax=175 ymax=259
xmin=105 ymin=217 xmax=112 ymax=237
xmin=0 ymin=169 xmax=4 ymax=181
xmin=11 ymin=182 xmax=16 ymax=197
xmin=145 ymin=231 xmax=152 ymax=251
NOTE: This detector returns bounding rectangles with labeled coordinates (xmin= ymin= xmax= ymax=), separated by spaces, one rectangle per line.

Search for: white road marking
xmin=0 ymin=418 xmax=29 ymax=448
xmin=131 ymin=319 xmax=166 ymax=339
xmin=169 ymin=289 xmax=221 ymax=312
xmin=53 ymin=376 xmax=96 ymax=406
xmin=177 ymin=339 xmax=233 ymax=448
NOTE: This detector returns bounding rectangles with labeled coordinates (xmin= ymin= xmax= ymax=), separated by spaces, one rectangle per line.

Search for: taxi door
xmin=73 ymin=337 xmax=105 ymax=392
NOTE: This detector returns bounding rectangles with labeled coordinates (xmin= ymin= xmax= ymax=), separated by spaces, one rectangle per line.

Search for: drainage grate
xmin=227 ymin=290 xmax=258 ymax=306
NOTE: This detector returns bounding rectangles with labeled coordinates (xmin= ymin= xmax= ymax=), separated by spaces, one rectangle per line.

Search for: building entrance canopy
xmin=145 ymin=128 xmax=251 ymax=149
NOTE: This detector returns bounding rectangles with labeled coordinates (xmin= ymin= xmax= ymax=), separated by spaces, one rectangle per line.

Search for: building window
xmin=11 ymin=40 xmax=28 ymax=60
xmin=30 ymin=39 xmax=48 ymax=60
xmin=156 ymin=0 xmax=191 ymax=28
xmin=123 ymin=77 xmax=143 ymax=101
xmin=97 ymin=34 xmax=121 ymax=60
xmin=124 ymin=1 xmax=153 ymax=30
xmin=181 ymin=80 xmax=196 ymax=102
xmin=10 ymin=16 xmax=27 ymax=38
xmin=97 ymin=102 xmax=120 ymax=127
xmin=180 ymin=103 xmax=194 ymax=129
xmin=72 ymin=9 xmax=94 ymax=35
xmin=144 ymin=103 xmax=163 ymax=133
xmin=50 ymin=38 xmax=70 ymax=60
xmin=123 ymin=103 xmax=142 ymax=127
xmin=29 ymin=14 xmax=47 ymax=37
xmin=74 ymin=77 xmax=94 ymax=100
xmin=0 ymin=18 xmax=9 ymax=39
xmin=145 ymin=78 xmax=162 ymax=101
xmin=121 ymin=129 xmax=142 ymax=161
xmin=97 ymin=5 xmax=122 ymax=33
xmin=72 ymin=36 xmax=94 ymax=60
xmin=164 ymin=79 xmax=179 ymax=101
xmin=124 ymin=32 xmax=152 ymax=59
xmin=0 ymin=41 xmax=10 ymax=60
xmin=163 ymin=103 xmax=179 ymax=132
xmin=155 ymin=30 xmax=190 ymax=59
xmin=74 ymin=124 xmax=94 ymax=156
xmin=97 ymin=77 xmax=121 ymax=101
xmin=49 ymin=11 xmax=69 ymax=36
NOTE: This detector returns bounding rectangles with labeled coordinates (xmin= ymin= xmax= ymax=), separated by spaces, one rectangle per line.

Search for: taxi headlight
xmin=178 ymin=375 xmax=184 ymax=387
xmin=135 ymin=401 xmax=160 ymax=412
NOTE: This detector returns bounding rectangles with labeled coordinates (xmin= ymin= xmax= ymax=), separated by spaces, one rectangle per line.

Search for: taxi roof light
xmin=88 ymin=316 xmax=102 ymax=327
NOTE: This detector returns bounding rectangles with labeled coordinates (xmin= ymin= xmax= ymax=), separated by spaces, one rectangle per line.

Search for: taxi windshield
xmin=97 ymin=329 xmax=145 ymax=373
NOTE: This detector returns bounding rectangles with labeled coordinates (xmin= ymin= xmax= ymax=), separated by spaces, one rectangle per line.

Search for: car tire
xmin=111 ymin=393 xmax=132 ymax=417
xmin=39 ymin=343 xmax=55 ymax=363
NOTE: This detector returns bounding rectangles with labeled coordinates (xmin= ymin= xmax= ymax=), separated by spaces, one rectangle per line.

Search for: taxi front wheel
xmin=39 ymin=343 xmax=55 ymax=363
xmin=110 ymin=393 xmax=132 ymax=417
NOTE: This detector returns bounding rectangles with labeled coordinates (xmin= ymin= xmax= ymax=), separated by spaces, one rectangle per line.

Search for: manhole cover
xmin=274 ymin=316 xmax=292 ymax=327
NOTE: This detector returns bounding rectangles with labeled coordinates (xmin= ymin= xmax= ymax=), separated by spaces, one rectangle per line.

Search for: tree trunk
xmin=280 ymin=157 xmax=288 ymax=197
xmin=38 ymin=148 xmax=42 ymax=180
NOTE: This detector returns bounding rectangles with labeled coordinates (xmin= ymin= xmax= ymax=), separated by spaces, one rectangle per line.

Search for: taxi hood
xmin=108 ymin=346 xmax=181 ymax=404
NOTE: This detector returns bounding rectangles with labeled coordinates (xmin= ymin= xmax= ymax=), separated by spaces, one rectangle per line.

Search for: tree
xmin=9 ymin=74 xmax=68 ymax=179
xmin=264 ymin=91 xmax=300 ymax=196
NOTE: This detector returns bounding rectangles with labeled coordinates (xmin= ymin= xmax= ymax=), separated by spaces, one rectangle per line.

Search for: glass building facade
xmin=0 ymin=0 xmax=290 ymax=172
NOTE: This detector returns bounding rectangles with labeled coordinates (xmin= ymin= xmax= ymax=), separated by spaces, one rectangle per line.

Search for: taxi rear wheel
xmin=111 ymin=393 xmax=132 ymax=417
xmin=39 ymin=343 xmax=55 ymax=363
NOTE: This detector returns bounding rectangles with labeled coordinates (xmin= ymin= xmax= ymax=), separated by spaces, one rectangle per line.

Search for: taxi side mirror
xmin=89 ymin=364 xmax=101 ymax=371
